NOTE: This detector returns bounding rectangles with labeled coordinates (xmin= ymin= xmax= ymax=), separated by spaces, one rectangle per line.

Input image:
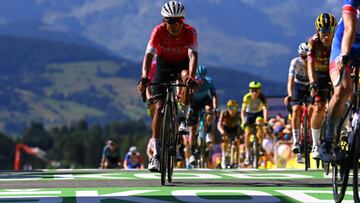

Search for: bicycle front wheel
xmin=252 ymin=131 xmax=259 ymax=169
xmin=332 ymin=135 xmax=351 ymax=203
xmin=160 ymin=104 xmax=171 ymax=185
xmin=353 ymin=131 xmax=360 ymax=202
xmin=167 ymin=105 xmax=177 ymax=183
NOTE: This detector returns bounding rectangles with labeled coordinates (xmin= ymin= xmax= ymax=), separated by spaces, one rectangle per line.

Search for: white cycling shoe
xmin=312 ymin=145 xmax=320 ymax=159
xmin=148 ymin=155 xmax=160 ymax=172
xmin=178 ymin=121 xmax=189 ymax=134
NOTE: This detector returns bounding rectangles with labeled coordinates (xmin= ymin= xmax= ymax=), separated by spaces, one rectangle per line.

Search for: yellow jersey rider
xmin=217 ymin=99 xmax=242 ymax=169
xmin=241 ymin=81 xmax=268 ymax=166
xmin=307 ymin=13 xmax=337 ymax=159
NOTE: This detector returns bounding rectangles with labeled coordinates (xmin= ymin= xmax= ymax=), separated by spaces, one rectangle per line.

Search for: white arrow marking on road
xmin=276 ymin=190 xmax=353 ymax=203
xmin=172 ymin=190 xmax=281 ymax=203
xmin=77 ymin=190 xmax=170 ymax=203
xmin=222 ymin=173 xmax=312 ymax=179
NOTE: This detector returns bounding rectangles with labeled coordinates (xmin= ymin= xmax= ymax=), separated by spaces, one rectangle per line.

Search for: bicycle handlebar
xmin=141 ymin=82 xmax=188 ymax=102
xmin=147 ymin=82 xmax=188 ymax=87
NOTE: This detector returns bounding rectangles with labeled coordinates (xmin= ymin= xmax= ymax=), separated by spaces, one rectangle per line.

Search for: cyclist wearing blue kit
xmin=321 ymin=0 xmax=360 ymax=162
xmin=187 ymin=65 xmax=218 ymax=166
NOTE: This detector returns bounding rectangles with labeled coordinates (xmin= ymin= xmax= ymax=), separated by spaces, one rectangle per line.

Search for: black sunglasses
xmin=163 ymin=18 xmax=184 ymax=24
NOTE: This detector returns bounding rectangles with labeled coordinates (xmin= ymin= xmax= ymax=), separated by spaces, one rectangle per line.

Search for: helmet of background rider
xmin=249 ymin=81 xmax=262 ymax=89
xmin=298 ymin=42 xmax=309 ymax=55
xmin=196 ymin=64 xmax=207 ymax=79
xmin=227 ymin=99 xmax=238 ymax=110
xmin=129 ymin=146 xmax=137 ymax=155
xmin=315 ymin=13 xmax=337 ymax=33
xmin=161 ymin=1 xmax=185 ymax=18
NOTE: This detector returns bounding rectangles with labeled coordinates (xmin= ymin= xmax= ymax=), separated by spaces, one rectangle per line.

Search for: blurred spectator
xmin=274 ymin=122 xmax=293 ymax=168
xmin=123 ymin=146 xmax=144 ymax=169
xmin=100 ymin=139 xmax=122 ymax=169
xmin=269 ymin=113 xmax=286 ymax=136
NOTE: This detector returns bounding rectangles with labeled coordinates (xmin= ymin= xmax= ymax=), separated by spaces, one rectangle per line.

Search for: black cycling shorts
xmin=316 ymin=71 xmax=332 ymax=102
xmin=188 ymin=96 xmax=212 ymax=126
xmin=291 ymin=82 xmax=310 ymax=106
xmin=151 ymin=56 xmax=189 ymax=100
xmin=245 ymin=111 xmax=263 ymax=125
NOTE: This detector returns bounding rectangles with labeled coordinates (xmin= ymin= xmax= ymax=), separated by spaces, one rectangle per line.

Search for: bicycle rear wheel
xmin=160 ymin=104 xmax=171 ymax=185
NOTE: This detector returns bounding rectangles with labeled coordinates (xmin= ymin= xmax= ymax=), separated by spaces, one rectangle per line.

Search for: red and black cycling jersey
xmin=307 ymin=33 xmax=331 ymax=73
xmin=146 ymin=22 xmax=198 ymax=63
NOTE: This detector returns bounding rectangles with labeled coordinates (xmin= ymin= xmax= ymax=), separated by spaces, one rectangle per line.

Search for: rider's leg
xmin=244 ymin=127 xmax=251 ymax=165
xmin=236 ymin=137 xmax=241 ymax=167
xmin=188 ymin=123 xmax=198 ymax=165
xmin=147 ymin=99 xmax=164 ymax=171
xmin=321 ymin=68 xmax=352 ymax=161
xmin=183 ymin=135 xmax=191 ymax=168
xmin=188 ymin=103 xmax=200 ymax=165
xmin=152 ymin=99 xmax=164 ymax=156
xmin=310 ymin=101 xmax=326 ymax=158
xmin=221 ymin=134 xmax=229 ymax=169
xmin=291 ymin=105 xmax=302 ymax=152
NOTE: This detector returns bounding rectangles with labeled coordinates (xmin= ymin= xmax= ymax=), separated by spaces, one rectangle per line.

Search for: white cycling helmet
xmin=298 ymin=42 xmax=308 ymax=55
xmin=161 ymin=1 xmax=185 ymax=18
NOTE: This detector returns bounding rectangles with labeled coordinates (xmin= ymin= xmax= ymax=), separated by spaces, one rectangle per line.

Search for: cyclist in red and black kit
xmin=137 ymin=1 xmax=198 ymax=172
xmin=307 ymin=13 xmax=337 ymax=160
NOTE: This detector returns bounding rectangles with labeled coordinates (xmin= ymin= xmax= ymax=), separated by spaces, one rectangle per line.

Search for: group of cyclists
xmin=285 ymin=0 xmax=360 ymax=166
xmin=137 ymin=0 xmax=360 ymax=173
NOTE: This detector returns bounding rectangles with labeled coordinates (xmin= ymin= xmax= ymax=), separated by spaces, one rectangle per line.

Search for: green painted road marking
xmin=0 ymin=187 xmax=354 ymax=203
xmin=0 ymin=170 xmax=329 ymax=181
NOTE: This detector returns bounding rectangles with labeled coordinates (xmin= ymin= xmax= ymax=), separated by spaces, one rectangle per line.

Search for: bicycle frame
xmin=299 ymin=102 xmax=312 ymax=170
xmin=148 ymin=80 xmax=186 ymax=185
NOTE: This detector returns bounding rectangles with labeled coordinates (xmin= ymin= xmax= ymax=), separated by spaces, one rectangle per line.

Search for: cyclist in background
xmin=217 ymin=100 xmax=242 ymax=169
xmin=187 ymin=64 xmax=218 ymax=166
xmin=321 ymin=2 xmax=360 ymax=162
xmin=241 ymin=81 xmax=268 ymax=166
xmin=100 ymin=139 xmax=122 ymax=169
xmin=137 ymin=0 xmax=198 ymax=172
xmin=123 ymin=146 xmax=144 ymax=169
xmin=284 ymin=42 xmax=311 ymax=153
xmin=307 ymin=13 xmax=337 ymax=160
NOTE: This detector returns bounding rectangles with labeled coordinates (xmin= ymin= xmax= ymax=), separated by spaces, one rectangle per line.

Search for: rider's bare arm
xmin=341 ymin=12 xmax=357 ymax=56
xmin=287 ymin=76 xmax=294 ymax=98
xmin=212 ymin=94 xmax=218 ymax=110
xmin=217 ymin=111 xmax=225 ymax=135
xmin=263 ymin=106 xmax=268 ymax=123
xmin=241 ymin=106 xmax=246 ymax=125
xmin=307 ymin=38 xmax=317 ymax=83
xmin=188 ymin=50 xmax=198 ymax=80
xmin=307 ymin=54 xmax=317 ymax=83
xmin=142 ymin=52 xmax=154 ymax=79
